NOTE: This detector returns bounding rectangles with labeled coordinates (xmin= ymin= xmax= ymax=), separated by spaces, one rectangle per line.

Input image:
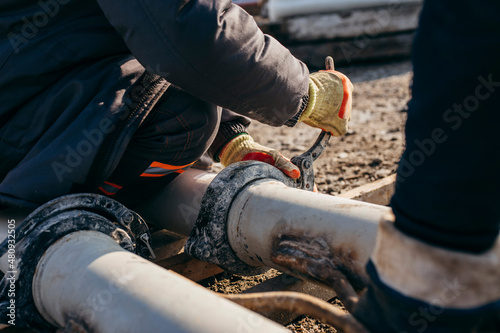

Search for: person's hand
xmin=299 ymin=70 xmax=353 ymax=136
xmin=219 ymin=134 xmax=300 ymax=179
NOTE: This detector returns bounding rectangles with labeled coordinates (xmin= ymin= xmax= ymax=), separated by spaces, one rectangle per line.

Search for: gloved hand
xmin=300 ymin=70 xmax=353 ymax=136
xmin=353 ymin=214 xmax=500 ymax=333
xmin=219 ymin=134 xmax=300 ymax=179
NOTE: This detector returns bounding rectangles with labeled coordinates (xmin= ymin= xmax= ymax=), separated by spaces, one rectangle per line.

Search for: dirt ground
xmin=205 ymin=59 xmax=413 ymax=332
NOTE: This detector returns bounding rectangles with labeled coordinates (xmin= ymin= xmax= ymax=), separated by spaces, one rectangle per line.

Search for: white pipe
xmin=136 ymin=169 xmax=216 ymax=236
xmin=139 ymin=167 xmax=389 ymax=282
xmin=227 ymin=180 xmax=390 ymax=278
xmin=267 ymin=0 xmax=422 ymax=21
xmin=32 ymin=230 xmax=288 ymax=333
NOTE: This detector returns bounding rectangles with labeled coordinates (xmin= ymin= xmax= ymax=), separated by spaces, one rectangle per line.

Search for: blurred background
xmin=234 ymin=0 xmax=422 ymax=69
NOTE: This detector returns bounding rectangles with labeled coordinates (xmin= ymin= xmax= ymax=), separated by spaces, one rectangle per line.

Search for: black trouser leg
xmin=391 ymin=0 xmax=500 ymax=253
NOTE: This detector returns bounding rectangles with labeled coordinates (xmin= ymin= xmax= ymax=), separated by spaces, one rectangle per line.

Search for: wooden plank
xmin=283 ymin=3 xmax=421 ymax=42
xmin=338 ymin=174 xmax=396 ymax=205
xmin=242 ymin=274 xmax=337 ymax=325
xmin=151 ymin=230 xmax=224 ymax=282
xmin=256 ymin=3 xmax=421 ymax=40
xmin=288 ymin=32 xmax=414 ymax=68
xmin=154 ymin=253 xmax=224 ymax=282
xmin=256 ymin=4 xmax=420 ymax=68
xmin=151 ymin=229 xmax=187 ymax=261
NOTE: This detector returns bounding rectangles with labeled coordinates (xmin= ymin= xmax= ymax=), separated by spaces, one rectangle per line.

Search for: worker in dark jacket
xmin=0 ymin=0 xmax=352 ymax=209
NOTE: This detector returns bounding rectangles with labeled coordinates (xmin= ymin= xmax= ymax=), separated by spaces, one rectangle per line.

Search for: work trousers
xmin=97 ymin=87 xmax=220 ymax=207
xmin=391 ymin=0 xmax=500 ymax=252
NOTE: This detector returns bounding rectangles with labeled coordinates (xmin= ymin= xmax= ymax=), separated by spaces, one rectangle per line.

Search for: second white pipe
xmin=227 ymin=180 xmax=390 ymax=278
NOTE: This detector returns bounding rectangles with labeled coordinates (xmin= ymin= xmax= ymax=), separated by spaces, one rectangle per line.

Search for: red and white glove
xmin=218 ymin=134 xmax=300 ymax=179
xmin=300 ymin=70 xmax=354 ymax=136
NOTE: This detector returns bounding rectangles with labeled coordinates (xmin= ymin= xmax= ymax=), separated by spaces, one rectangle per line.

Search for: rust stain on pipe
xmin=60 ymin=314 xmax=93 ymax=333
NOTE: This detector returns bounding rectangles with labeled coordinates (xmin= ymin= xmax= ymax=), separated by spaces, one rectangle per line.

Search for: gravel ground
xmin=206 ymin=59 xmax=413 ymax=332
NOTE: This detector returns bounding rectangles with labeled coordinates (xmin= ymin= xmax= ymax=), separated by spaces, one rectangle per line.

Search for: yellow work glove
xmin=219 ymin=134 xmax=300 ymax=179
xmin=300 ymin=70 xmax=353 ymax=136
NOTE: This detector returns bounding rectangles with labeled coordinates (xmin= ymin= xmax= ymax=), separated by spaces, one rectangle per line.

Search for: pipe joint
xmin=185 ymin=161 xmax=295 ymax=276
xmin=0 ymin=194 xmax=154 ymax=331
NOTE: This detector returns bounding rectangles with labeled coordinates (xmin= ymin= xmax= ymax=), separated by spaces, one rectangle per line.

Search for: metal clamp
xmin=291 ymin=131 xmax=331 ymax=191
xmin=291 ymin=56 xmax=335 ymax=191
xmin=186 ymin=161 xmax=296 ymax=276
xmin=0 ymin=194 xmax=154 ymax=331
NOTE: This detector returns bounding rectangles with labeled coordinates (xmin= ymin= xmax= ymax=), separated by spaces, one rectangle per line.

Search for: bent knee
xmin=133 ymin=88 xmax=221 ymax=165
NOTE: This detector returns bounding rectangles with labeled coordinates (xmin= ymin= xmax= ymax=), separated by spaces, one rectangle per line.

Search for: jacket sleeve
xmin=95 ymin=0 xmax=310 ymax=126
xmin=207 ymin=108 xmax=250 ymax=161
